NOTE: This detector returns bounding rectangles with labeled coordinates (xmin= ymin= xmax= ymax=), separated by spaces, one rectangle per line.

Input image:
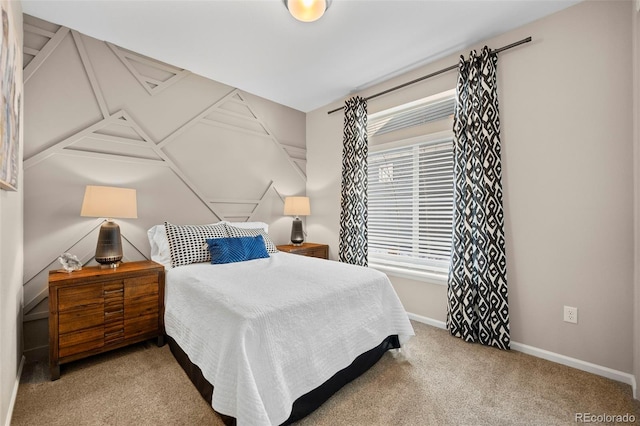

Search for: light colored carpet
xmin=12 ymin=322 xmax=640 ymax=425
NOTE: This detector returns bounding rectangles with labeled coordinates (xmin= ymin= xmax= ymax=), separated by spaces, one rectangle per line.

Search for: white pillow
xmin=147 ymin=225 xmax=172 ymax=269
xmin=221 ymin=221 xmax=269 ymax=233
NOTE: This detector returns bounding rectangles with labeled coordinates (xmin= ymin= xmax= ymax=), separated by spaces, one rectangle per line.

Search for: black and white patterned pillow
xmin=164 ymin=222 xmax=229 ymax=267
xmin=224 ymin=224 xmax=278 ymax=254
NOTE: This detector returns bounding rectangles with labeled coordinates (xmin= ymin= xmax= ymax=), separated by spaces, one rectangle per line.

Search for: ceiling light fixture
xmin=283 ymin=0 xmax=331 ymax=23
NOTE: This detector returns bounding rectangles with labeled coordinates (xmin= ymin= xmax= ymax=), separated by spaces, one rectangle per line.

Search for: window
xmin=367 ymin=91 xmax=455 ymax=283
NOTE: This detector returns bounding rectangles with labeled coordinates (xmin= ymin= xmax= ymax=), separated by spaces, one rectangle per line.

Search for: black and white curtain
xmin=447 ymin=47 xmax=510 ymax=350
xmin=339 ymin=96 xmax=368 ymax=266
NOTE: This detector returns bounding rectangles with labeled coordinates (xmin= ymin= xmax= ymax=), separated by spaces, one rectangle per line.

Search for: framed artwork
xmin=0 ymin=3 xmax=20 ymax=191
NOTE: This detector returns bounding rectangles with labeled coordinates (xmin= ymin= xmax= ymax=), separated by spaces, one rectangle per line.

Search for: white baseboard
xmin=407 ymin=312 xmax=446 ymax=329
xmin=4 ymin=355 xmax=25 ymax=426
xmin=510 ymin=341 xmax=636 ymax=392
xmin=407 ymin=312 xmax=637 ymax=399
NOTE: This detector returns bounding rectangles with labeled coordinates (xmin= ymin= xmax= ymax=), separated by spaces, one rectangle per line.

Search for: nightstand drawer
xmin=103 ymin=281 xmax=124 ymax=300
xmin=125 ymin=275 xmax=159 ymax=299
xmin=104 ymin=329 xmax=124 ymax=344
xmin=126 ymin=294 xmax=158 ymax=310
xmin=303 ymin=248 xmax=328 ymax=259
xmin=58 ymin=284 xmax=103 ymax=311
xmin=125 ymin=313 xmax=159 ymax=339
xmin=104 ymin=320 xmax=124 ymax=335
xmin=104 ymin=303 xmax=124 ymax=317
xmin=59 ymin=326 xmax=104 ymax=358
xmin=59 ymin=304 xmax=105 ymax=334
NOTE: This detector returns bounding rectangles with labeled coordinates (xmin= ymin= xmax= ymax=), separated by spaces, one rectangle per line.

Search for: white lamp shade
xmin=80 ymin=185 xmax=138 ymax=219
xmin=285 ymin=0 xmax=330 ymax=22
xmin=284 ymin=196 xmax=311 ymax=216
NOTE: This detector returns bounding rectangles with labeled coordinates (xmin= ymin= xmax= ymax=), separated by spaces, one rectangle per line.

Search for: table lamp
xmin=80 ymin=185 xmax=137 ymax=268
xmin=284 ymin=196 xmax=310 ymax=246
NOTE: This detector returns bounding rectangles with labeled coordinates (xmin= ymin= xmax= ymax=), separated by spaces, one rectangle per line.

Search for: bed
xmin=149 ymin=221 xmax=415 ymax=425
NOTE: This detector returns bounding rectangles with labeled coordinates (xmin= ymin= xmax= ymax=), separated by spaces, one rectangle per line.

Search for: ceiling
xmin=21 ymin=0 xmax=581 ymax=112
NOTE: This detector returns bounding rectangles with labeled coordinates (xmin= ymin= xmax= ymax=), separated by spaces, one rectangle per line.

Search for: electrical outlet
xmin=564 ymin=306 xmax=578 ymax=324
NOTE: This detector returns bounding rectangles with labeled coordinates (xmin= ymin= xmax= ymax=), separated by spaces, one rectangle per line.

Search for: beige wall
xmin=0 ymin=1 xmax=23 ymax=424
xmin=22 ymin=15 xmax=306 ymax=359
xmin=308 ymin=0 xmax=635 ymax=374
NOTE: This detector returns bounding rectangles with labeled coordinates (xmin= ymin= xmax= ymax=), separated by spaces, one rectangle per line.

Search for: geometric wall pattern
xmin=107 ymin=43 xmax=190 ymax=96
xmin=22 ymin=14 xmax=307 ymax=359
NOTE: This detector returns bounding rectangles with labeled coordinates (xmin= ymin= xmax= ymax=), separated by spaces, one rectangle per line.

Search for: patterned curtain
xmin=447 ymin=47 xmax=510 ymax=350
xmin=339 ymin=96 xmax=368 ymax=266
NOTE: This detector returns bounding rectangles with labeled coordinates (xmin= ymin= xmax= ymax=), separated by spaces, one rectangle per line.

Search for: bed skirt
xmin=167 ymin=334 xmax=401 ymax=425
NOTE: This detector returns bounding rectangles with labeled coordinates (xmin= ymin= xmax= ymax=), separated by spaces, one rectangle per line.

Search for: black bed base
xmin=167 ymin=334 xmax=401 ymax=425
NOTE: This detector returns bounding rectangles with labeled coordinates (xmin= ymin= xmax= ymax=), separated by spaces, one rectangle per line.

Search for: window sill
xmin=369 ymin=263 xmax=448 ymax=286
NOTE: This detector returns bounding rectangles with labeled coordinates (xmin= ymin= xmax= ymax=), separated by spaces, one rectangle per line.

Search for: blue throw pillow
xmin=206 ymin=235 xmax=270 ymax=264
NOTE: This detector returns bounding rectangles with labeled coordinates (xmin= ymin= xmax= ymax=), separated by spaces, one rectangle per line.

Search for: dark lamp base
xmin=95 ymin=221 xmax=123 ymax=267
xmin=290 ymin=217 xmax=304 ymax=245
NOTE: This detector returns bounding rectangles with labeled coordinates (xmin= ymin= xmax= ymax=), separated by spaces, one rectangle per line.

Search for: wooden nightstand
xmin=276 ymin=243 xmax=329 ymax=259
xmin=48 ymin=260 xmax=165 ymax=380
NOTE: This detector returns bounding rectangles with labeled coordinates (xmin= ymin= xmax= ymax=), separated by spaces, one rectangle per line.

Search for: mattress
xmin=164 ymin=252 xmax=414 ymax=425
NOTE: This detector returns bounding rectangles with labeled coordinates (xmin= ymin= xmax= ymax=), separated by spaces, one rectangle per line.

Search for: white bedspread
xmin=164 ymin=252 xmax=414 ymax=426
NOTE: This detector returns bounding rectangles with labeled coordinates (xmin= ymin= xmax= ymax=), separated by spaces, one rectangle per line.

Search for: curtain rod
xmin=327 ymin=36 xmax=532 ymax=115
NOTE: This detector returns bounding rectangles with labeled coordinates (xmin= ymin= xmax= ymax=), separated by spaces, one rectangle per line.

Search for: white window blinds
xmin=368 ymin=136 xmax=454 ymax=277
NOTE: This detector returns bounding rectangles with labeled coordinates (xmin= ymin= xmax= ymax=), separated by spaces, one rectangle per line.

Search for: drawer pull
xmin=104 ymin=289 xmax=123 ymax=295
xmin=104 ymin=331 xmax=123 ymax=338
xmin=105 ymin=309 xmax=124 ymax=315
